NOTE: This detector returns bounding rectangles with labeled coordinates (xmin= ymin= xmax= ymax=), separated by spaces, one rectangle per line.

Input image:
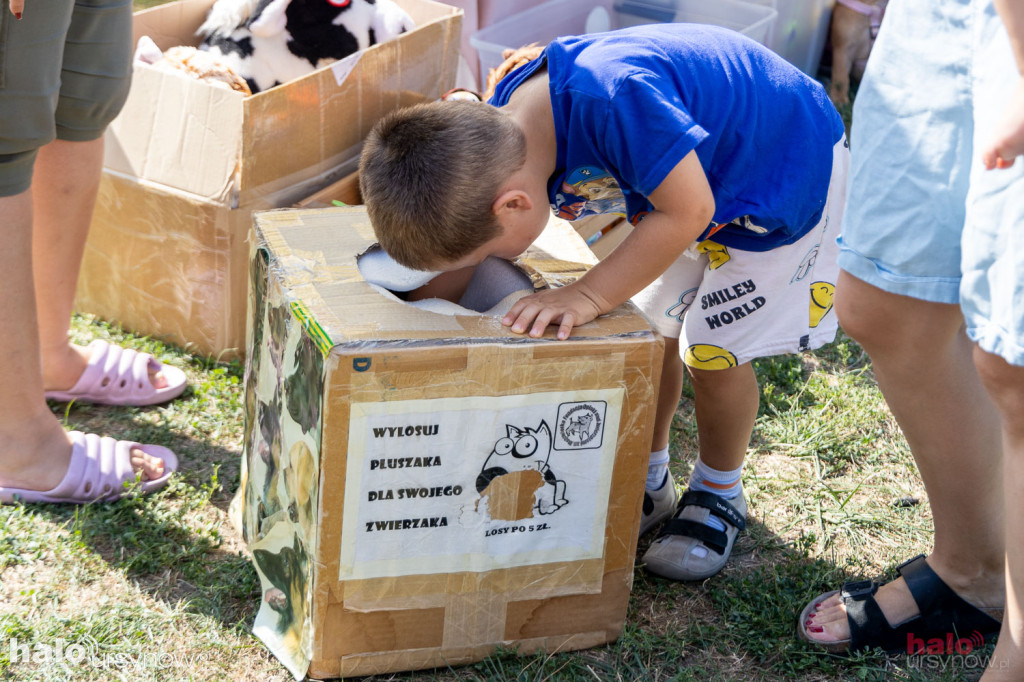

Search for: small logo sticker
xmin=554 ymin=401 xmax=606 ymax=450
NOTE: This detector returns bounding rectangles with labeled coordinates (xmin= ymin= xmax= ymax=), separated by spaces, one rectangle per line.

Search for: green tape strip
xmin=290 ymin=301 xmax=334 ymax=357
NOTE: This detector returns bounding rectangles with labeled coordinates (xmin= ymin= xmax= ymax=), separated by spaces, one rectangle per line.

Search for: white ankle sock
xmin=687 ymin=458 xmax=743 ymax=532
xmin=647 ymin=447 xmax=670 ymax=490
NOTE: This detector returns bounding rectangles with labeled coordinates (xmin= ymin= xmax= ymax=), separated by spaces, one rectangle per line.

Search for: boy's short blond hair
xmin=359 ymin=101 xmax=527 ymax=270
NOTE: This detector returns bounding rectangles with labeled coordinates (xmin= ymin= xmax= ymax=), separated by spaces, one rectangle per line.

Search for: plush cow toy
xmin=197 ymin=0 xmax=415 ymax=94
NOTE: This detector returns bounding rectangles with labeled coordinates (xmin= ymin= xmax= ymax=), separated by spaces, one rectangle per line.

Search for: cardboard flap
xmin=131 ymin=0 xmax=209 ymax=49
xmin=105 ymin=65 xmax=245 ymax=204
xmin=238 ymin=2 xmax=461 ymax=202
xmin=105 ymin=0 xmax=460 ymax=204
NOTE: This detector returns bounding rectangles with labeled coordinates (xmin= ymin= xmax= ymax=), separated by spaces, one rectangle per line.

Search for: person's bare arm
xmin=982 ymin=0 xmax=1024 ymax=170
xmin=502 ymin=149 xmax=715 ymax=339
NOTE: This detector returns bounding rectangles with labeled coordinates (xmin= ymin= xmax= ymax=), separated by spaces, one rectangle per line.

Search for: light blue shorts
xmin=838 ymin=0 xmax=1024 ymax=365
xmin=0 ymin=0 xmax=133 ymax=197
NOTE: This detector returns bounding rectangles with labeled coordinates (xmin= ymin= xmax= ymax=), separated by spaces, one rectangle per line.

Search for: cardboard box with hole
xmin=74 ymin=0 xmax=461 ymax=359
xmin=236 ymin=206 xmax=663 ymax=678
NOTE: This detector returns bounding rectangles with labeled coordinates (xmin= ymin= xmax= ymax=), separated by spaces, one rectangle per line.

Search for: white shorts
xmin=632 ymin=138 xmax=849 ymax=369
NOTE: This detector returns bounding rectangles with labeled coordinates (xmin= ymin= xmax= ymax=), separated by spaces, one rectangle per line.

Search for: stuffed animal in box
xmin=135 ymin=36 xmax=253 ymax=95
xmin=197 ymin=0 xmax=415 ymax=94
xmin=484 ymin=43 xmax=543 ymax=100
xmin=441 ymin=43 xmax=544 ymax=103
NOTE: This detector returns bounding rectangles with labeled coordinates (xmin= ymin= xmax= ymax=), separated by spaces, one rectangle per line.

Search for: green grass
xmin=0 ymin=315 xmax=994 ymax=681
xmin=0 ymin=12 xmax=975 ymax=680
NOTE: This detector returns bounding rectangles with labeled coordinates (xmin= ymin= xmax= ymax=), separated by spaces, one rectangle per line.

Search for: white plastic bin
xmin=748 ymin=0 xmax=835 ymax=75
xmin=469 ymin=0 xmax=778 ymax=81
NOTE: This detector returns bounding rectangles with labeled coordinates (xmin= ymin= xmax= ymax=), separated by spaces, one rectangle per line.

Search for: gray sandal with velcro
xmin=642 ymin=489 xmax=746 ymax=581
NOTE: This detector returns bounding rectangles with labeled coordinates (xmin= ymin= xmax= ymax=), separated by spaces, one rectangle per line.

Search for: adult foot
xmin=801 ymin=555 xmax=1004 ymax=652
xmin=44 ymin=340 xmax=168 ymax=392
xmin=43 ymin=340 xmax=187 ymax=406
xmin=0 ymin=424 xmax=167 ymax=500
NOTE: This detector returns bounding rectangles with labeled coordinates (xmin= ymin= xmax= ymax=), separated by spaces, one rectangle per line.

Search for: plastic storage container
xmin=748 ymin=0 xmax=834 ymax=75
xmin=469 ymin=0 xmax=778 ymax=81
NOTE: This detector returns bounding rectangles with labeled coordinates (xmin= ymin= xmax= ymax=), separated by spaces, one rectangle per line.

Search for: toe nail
xmin=809 ymin=626 xmax=823 ymax=633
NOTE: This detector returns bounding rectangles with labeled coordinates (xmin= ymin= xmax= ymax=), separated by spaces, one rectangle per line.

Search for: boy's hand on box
xmin=502 ymin=282 xmax=607 ymax=341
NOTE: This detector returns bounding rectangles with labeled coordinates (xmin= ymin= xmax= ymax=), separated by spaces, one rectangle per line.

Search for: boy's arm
xmin=502 ymin=150 xmax=715 ymax=340
xmin=983 ymin=0 xmax=1024 ymax=170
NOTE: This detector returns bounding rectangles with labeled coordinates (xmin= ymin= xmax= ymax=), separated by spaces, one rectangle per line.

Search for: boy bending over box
xmin=359 ymin=23 xmax=847 ymax=581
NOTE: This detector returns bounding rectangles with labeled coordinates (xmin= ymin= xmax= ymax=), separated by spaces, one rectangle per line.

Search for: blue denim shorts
xmin=0 ymin=0 xmax=133 ymax=196
xmin=837 ymin=0 xmax=1024 ymax=365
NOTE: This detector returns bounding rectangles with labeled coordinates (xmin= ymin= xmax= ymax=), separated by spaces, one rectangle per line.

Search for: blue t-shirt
xmin=489 ymin=24 xmax=845 ymax=251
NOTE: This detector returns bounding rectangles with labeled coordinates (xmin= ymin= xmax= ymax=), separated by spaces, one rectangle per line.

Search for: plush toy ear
xmin=134 ymin=35 xmax=163 ymax=65
xmin=373 ymin=0 xmax=415 ymax=40
xmin=249 ymin=0 xmax=291 ymax=37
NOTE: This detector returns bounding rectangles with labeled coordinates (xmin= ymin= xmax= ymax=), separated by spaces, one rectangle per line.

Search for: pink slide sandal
xmin=0 ymin=431 xmax=178 ymax=504
xmin=45 ymin=340 xmax=187 ymax=406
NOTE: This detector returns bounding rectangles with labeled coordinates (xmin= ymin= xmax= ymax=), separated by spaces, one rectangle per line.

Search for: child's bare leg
xmin=31 ymin=138 xmax=166 ymax=392
xmin=688 ymin=361 xmax=758 ymax=474
xmin=0 ymin=188 xmax=75 ymax=492
xmin=642 ymin=358 xmax=757 ymax=579
xmin=637 ymin=337 xmax=684 ymax=537
xmin=647 ymin=340 xmax=757 ymax=474
xmin=974 ymin=350 xmax=1024 ymax=680
xmin=806 ymin=271 xmax=1005 ymax=644
xmin=651 ymin=337 xmax=686 ymax=452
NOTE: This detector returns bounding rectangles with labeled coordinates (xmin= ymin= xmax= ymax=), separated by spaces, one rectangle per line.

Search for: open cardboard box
xmin=237 ymin=206 xmax=663 ymax=679
xmin=74 ymin=0 xmax=461 ymax=359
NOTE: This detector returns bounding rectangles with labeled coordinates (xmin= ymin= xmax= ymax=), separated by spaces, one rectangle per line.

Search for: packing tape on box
xmin=337 ymin=558 xmax=606 ymax=612
xmin=334 ymin=629 xmax=613 ymax=679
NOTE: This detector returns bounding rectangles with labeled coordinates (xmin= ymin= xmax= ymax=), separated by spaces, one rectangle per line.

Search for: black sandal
xmin=797 ymin=554 xmax=1003 ymax=654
